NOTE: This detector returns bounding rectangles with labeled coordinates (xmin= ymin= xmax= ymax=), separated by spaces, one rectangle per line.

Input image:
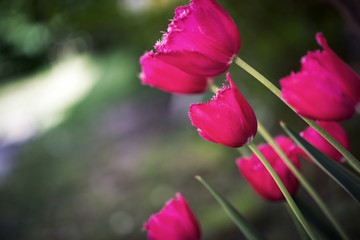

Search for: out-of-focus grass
xmin=0 ymin=48 xmax=144 ymax=240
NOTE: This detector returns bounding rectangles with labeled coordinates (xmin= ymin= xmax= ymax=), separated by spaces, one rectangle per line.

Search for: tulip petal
xmin=140 ymin=51 xmax=210 ymax=94
xmin=236 ymin=136 xmax=300 ymax=201
xmin=155 ymin=0 xmax=240 ymax=64
xmin=154 ymin=50 xmax=230 ymax=77
xmin=300 ymin=121 xmax=350 ymax=163
xmin=314 ymin=33 xmax=360 ymax=104
xmin=280 ymin=71 xmax=355 ymax=121
xmin=190 ymin=102 xmax=249 ymax=147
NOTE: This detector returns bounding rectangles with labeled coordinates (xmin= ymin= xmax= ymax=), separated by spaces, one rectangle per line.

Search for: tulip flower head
xmin=280 ymin=33 xmax=360 ymax=121
xmin=140 ymin=0 xmax=241 ymax=94
xmin=236 ymin=136 xmax=300 ymax=201
xmin=300 ymin=121 xmax=350 ymax=163
xmin=144 ymin=193 xmax=201 ymax=240
xmin=189 ymin=73 xmax=257 ymax=148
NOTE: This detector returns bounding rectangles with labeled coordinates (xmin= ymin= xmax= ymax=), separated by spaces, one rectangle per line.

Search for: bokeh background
xmin=0 ymin=0 xmax=359 ymax=239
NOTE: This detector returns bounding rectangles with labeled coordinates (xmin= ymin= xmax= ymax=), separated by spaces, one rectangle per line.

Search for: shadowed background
xmin=0 ymin=0 xmax=359 ymax=239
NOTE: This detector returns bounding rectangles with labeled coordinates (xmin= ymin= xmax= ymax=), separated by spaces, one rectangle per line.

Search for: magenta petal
xmin=197 ymin=129 xmax=217 ymax=143
xmin=144 ymin=193 xmax=201 ymax=240
xmin=190 ymin=103 xmax=249 ymax=147
xmin=156 ymin=0 xmax=240 ymax=64
xmin=280 ymin=33 xmax=360 ymax=121
xmin=189 ymin=73 xmax=257 ymax=148
xmin=140 ymin=51 xmax=210 ymax=94
xmin=236 ymin=136 xmax=300 ymax=201
xmin=314 ymin=33 xmax=360 ymax=104
xmin=300 ymin=121 xmax=350 ymax=163
xmin=280 ymin=71 xmax=355 ymax=121
xmin=154 ymin=50 xmax=230 ymax=77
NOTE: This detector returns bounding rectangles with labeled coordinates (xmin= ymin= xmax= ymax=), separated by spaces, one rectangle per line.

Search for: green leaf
xmin=195 ymin=176 xmax=266 ymax=240
xmin=281 ymin=122 xmax=360 ymax=204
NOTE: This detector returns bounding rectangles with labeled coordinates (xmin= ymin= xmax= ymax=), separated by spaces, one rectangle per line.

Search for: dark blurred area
xmin=0 ymin=0 xmax=359 ymax=239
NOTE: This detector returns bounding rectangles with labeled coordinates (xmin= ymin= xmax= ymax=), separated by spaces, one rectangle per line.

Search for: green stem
xmin=234 ymin=56 xmax=360 ymax=174
xmin=234 ymin=57 xmax=281 ymax=98
xmin=285 ymin=204 xmax=309 ymax=240
xmin=257 ymin=122 xmax=350 ymax=240
xmin=247 ymin=142 xmax=319 ymax=240
xmin=210 ymin=84 xmax=219 ymax=93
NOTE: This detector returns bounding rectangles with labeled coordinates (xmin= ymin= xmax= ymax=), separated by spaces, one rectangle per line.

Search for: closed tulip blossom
xmin=236 ymin=136 xmax=300 ymax=201
xmin=140 ymin=0 xmax=241 ymax=94
xmin=280 ymin=33 xmax=360 ymax=121
xmin=144 ymin=193 xmax=201 ymax=240
xmin=300 ymin=121 xmax=350 ymax=163
xmin=189 ymin=73 xmax=257 ymax=148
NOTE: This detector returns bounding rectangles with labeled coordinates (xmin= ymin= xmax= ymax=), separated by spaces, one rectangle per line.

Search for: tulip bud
xmin=236 ymin=136 xmax=300 ymax=201
xmin=154 ymin=0 xmax=241 ymax=76
xmin=189 ymin=73 xmax=257 ymax=148
xmin=140 ymin=0 xmax=241 ymax=94
xmin=144 ymin=193 xmax=201 ymax=240
xmin=280 ymin=33 xmax=360 ymax=121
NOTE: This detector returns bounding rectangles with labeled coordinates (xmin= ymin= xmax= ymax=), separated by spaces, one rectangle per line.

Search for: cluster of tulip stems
xmin=139 ymin=0 xmax=360 ymax=239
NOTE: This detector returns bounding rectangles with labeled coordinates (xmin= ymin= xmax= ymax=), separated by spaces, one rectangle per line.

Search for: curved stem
xmin=257 ymin=122 xmax=350 ymax=240
xmin=247 ymin=142 xmax=319 ymax=240
xmin=234 ymin=56 xmax=360 ymax=174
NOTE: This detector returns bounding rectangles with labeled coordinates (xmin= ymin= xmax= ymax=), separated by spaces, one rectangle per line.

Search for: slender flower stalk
xmin=234 ymin=57 xmax=281 ymax=98
xmin=234 ymin=56 xmax=360 ymax=174
xmin=247 ymin=142 xmax=319 ymax=240
xmin=209 ymin=84 xmax=220 ymax=93
xmin=257 ymin=121 xmax=350 ymax=240
xmin=285 ymin=204 xmax=309 ymax=240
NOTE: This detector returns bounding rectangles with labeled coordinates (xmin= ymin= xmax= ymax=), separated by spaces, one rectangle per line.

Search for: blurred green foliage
xmin=0 ymin=0 xmax=359 ymax=239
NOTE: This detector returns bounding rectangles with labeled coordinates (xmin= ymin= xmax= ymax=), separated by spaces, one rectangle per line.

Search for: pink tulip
xmin=280 ymin=33 xmax=360 ymax=121
xmin=189 ymin=73 xmax=257 ymax=148
xmin=140 ymin=0 xmax=240 ymax=94
xmin=236 ymin=136 xmax=300 ymax=201
xmin=300 ymin=121 xmax=350 ymax=163
xmin=144 ymin=193 xmax=201 ymax=240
